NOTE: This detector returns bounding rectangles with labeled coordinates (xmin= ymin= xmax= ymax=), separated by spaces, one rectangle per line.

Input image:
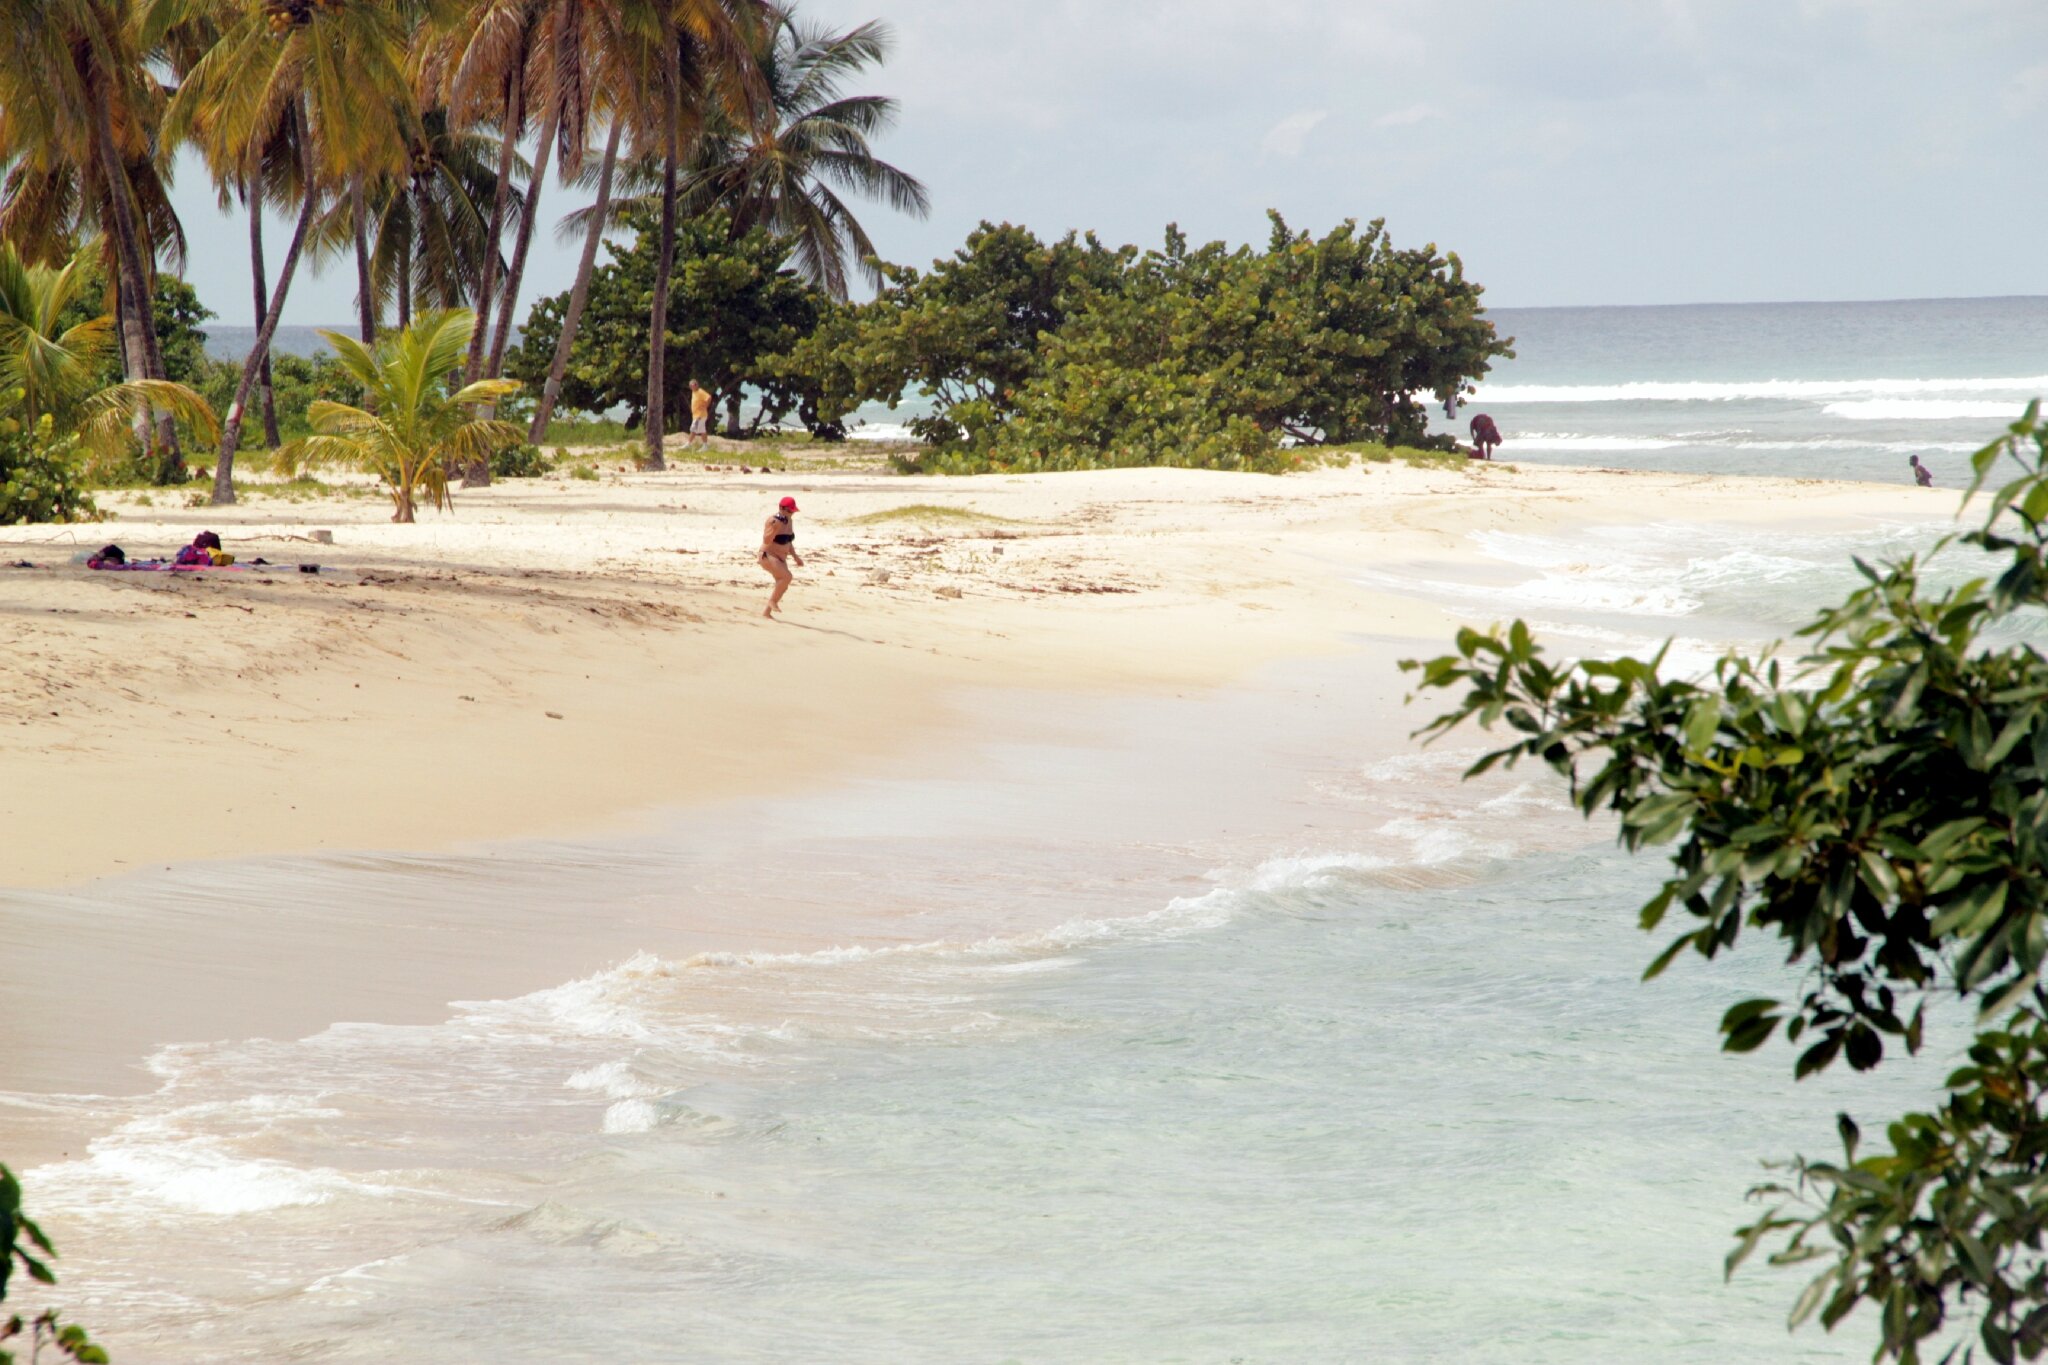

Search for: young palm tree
xmin=0 ymin=241 xmax=217 ymax=455
xmin=167 ymin=0 xmax=416 ymax=505
xmin=289 ymin=309 xmax=521 ymax=523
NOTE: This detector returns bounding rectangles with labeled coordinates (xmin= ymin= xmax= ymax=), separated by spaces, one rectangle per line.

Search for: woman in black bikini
xmin=759 ymin=495 xmax=803 ymax=617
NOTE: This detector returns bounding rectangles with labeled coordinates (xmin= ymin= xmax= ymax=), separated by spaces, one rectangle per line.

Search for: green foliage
xmin=283 ymin=311 xmax=521 ymax=523
xmin=489 ymin=443 xmax=551 ymax=478
xmin=1403 ymin=404 xmax=2048 ymax=1363
xmin=52 ymin=262 xmax=214 ymax=391
xmin=569 ymin=462 xmax=599 ymax=482
xmin=773 ymin=214 xmax=1510 ymax=472
xmin=192 ymin=352 xmax=359 ymax=454
xmin=0 ymin=416 xmax=96 ymax=524
xmin=0 ymin=245 xmax=219 ymax=491
xmin=2 ymin=1163 xmax=108 ymax=1364
xmin=1343 ymin=440 xmax=1470 ymax=468
xmin=510 ymin=210 xmax=830 ymax=438
xmin=772 ymin=220 xmax=1126 ymax=445
xmin=534 ymin=416 xmax=635 ymax=448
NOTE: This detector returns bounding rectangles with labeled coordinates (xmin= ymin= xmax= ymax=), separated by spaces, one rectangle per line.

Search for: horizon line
xmin=200 ymin=291 xmax=2048 ymax=331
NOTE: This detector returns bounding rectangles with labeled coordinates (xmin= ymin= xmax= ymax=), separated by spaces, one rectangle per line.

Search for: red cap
xmin=779 ymin=496 xmax=799 ymax=510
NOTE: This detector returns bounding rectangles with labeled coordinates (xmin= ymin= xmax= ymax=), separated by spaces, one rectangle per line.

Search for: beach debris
xmin=935 ymin=585 xmax=962 ymax=599
xmin=545 ymin=711 xmax=564 ymax=720
xmin=310 ymin=529 xmax=334 ymax=544
xmin=868 ymin=569 xmax=892 ymax=584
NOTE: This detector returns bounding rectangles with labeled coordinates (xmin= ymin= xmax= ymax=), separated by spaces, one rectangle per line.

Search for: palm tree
xmin=531 ymin=4 xmax=918 ymax=441
xmin=0 ymin=240 xmax=217 ymax=457
xmin=526 ymin=115 xmax=622 ymax=441
xmin=0 ymin=0 xmax=190 ymax=478
xmin=312 ymin=110 xmax=519 ymax=333
xmin=629 ymin=0 xmax=773 ymax=471
xmin=287 ymin=309 xmax=521 ymax=523
xmin=680 ymin=10 xmax=926 ymax=299
xmin=582 ymin=8 xmax=925 ymax=298
xmin=441 ymin=0 xmax=543 ymax=387
xmin=167 ymin=0 xmax=417 ymax=504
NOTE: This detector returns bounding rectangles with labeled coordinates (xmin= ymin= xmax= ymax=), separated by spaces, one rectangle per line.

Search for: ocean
xmin=12 ymin=297 xmax=2039 ymax=1360
xmin=2 ymin=509 xmax=2002 ymax=1362
xmin=826 ymin=295 xmax=2048 ymax=485
xmin=1442 ymin=296 xmax=2048 ymax=485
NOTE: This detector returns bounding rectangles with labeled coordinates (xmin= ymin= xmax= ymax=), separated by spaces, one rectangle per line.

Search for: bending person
xmin=1468 ymin=412 xmax=1502 ymax=461
xmin=759 ymin=495 xmax=804 ymax=617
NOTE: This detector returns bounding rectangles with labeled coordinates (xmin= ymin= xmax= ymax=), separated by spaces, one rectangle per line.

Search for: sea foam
xmin=1473 ymin=374 xmax=2048 ymax=404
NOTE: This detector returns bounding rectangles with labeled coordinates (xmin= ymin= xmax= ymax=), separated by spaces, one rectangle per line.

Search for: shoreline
xmin=0 ymin=460 xmax=1954 ymax=889
xmin=0 ymin=460 xmax=1953 ymax=1140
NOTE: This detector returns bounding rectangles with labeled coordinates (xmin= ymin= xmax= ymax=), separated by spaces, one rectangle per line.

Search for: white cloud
xmin=1261 ymin=109 xmax=1329 ymax=159
xmin=2003 ymin=62 xmax=2048 ymax=116
xmin=1373 ymin=103 xmax=1441 ymax=130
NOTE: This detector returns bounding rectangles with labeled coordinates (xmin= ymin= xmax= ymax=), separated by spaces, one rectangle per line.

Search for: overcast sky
xmin=176 ymin=0 xmax=2048 ymax=326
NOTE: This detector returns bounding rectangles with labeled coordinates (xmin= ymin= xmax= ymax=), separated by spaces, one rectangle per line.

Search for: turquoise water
xmin=11 ymin=829 xmax=1944 ymax=1362
xmin=374 ymin=849 xmax=1934 ymax=1363
xmin=9 ymin=512 xmax=1997 ymax=1362
xmin=5 ymin=422 xmax=2029 ymax=1358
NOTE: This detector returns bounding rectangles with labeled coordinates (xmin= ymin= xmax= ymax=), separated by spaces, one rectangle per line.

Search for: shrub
xmin=569 ymin=463 xmax=599 ymax=481
xmin=0 ymin=421 xmax=97 ymax=525
xmin=490 ymin=443 xmax=551 ymax=478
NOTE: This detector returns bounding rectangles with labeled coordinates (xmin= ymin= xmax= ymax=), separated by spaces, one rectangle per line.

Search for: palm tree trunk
xmin=216 ymin=100 xmax=320 ymax=506
xmin=486 ymin=106 xmax=559 ymax=381
xmin=352 ymin=175 xmax=376 ymax=343
xmin=646 ymin=42 xmax=681 ymax=474
xmin=530 ymin=119 xmax=620 ymax=443
xmin=113 ymin=269 xmax=148 ymax=444
xmin=246 ymin=181 xmax=281 ymax=449
xmin=410 ymin=174 xmax=433 ymax=315
xmin=88 ymin=96 xmax=180 ymax=483
xmin=466 ymin=67 xmax=523 ymax=386
xmin=134 ymin=264 xmax=183 ymax=471
xmin=396 ymin=207 xmax=413 ymax=331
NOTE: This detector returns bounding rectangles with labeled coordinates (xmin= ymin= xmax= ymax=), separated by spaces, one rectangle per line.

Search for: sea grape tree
xmin=1404 ymin=407 xmax=2048 ymax=1363
xmin=770 ymin=213 xmax=1512 ymax=469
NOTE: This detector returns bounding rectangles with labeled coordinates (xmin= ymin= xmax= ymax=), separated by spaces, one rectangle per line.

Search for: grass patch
xmin=569 ymin=463 xmax=600 ymax=482
xmin=1333 ymin=440 xmax=1470 ymax=470
xmin=844 ymin=503 xmax=1030 ymax=527
xmin=538 ymin=416 xmax=636 ymax=447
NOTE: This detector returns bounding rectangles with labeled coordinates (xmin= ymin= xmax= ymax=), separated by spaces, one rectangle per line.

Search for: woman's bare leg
xmin=762 ymin=556 xmax=793 ymax=616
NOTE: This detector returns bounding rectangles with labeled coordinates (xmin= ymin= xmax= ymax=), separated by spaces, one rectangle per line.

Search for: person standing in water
xmin=759 ymin=495 xmax=803 ymax=617
xmin=688 ymin=380 xmax=715 ymax=451
xmin=1910 ymin=454 xmax=1934 ymax=487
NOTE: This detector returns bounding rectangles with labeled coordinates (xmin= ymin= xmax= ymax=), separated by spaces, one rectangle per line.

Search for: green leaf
xmin=1642 ymin=931 xmax=1698 ymax=981
xmin=1788 ymin=1266 xmax=1837 ymax=1328
xmin=1683 ymin=697 xmax=1722 ymax=753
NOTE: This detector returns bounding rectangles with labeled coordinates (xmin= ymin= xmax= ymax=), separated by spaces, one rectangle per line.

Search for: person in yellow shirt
xmin=688 ymin=379 xmax=714 ymax=450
